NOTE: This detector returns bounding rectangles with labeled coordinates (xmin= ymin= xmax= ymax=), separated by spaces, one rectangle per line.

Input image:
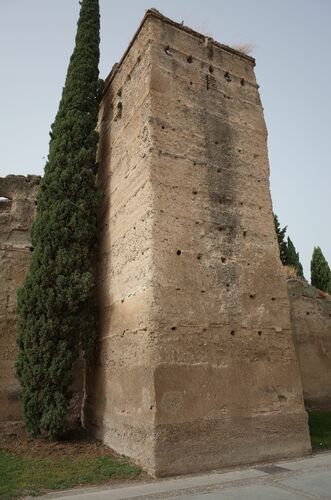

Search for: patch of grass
xmin=308 ymin=410 xmax=331 ymax=450
xmin=0 ymin=449 xmax=141 ymax=499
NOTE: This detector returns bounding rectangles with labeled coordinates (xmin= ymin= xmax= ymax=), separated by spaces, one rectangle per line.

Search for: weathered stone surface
xmin=85 ymin=10 xmax=311 ymax=476
xmin=0 ymin=175 xmax=41 ymax=425
xmin=289 ymin=278 xmax=331 ymax=410
xmin=0 ymin=175 xmax=84 ymax=431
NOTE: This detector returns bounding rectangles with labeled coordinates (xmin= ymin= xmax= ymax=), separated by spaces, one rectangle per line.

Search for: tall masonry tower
xmin=85 ymin=10 xmax=311 ymax=476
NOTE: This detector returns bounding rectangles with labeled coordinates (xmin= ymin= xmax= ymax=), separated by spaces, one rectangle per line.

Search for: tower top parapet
xmin=104 ymin=8 xmax=255 ymax=94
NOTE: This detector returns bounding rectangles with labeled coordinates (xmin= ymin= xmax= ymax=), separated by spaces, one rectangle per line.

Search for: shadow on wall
xmin=289 ymin=277 xmax=331 ymax=411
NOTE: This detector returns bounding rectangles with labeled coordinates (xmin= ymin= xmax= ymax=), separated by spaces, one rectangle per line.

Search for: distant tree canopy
xmin=311 ymin=247 xmax=331 ymax=294
xmin=16 ymin=0 xmax=103 ymax=438
xmin=286 ymin=237 xmax=304 ymax=278
xmin=273 ymin=214 xmax=288 ymax=266
xmin=273 ymin=214 xmax=304 ymax=278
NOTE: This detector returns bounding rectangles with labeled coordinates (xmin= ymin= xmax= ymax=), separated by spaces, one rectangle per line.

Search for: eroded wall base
xmin=152 ymin=363 xmax=310 ymax=476
xmin=154 ymin=413 xmax=310 ymax=476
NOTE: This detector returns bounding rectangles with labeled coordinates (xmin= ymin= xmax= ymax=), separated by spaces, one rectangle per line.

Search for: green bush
xmin=308 ymin=411 xmax=331 ymax=449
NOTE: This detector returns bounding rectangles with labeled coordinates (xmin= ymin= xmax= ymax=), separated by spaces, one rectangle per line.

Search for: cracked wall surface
xmin=0 ymin=175 xmax=40 ymax=426
xmin=85 ymin=10 xmax=311 ymax=476
xmin=289 ymin=279 xmax=331 ymax=410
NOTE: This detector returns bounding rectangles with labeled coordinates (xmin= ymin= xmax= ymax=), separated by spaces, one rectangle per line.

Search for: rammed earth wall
xmin=0 ymin=175 xmax=83 ymax=432
xmin=289 ymin=278 xmax=331 ymax=410
xmin=0 ymin=175 xmax=40 ymax=428
xmin=2 ymin=10 xmax=330 ymax=478
xmin=85 ymin=10 xmax=311 ymax=476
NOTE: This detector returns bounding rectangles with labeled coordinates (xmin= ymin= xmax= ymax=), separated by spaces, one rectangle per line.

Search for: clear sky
xmin=0 ymin=0 xmax=330 ymax=278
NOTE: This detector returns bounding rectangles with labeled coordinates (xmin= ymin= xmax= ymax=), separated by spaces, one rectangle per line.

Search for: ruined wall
xmin=0 ymin=175 xmax=40 ymax=427
xmin=0 ymin=175 xmax=84 ymax=430
xmin=289 ymin=278 xmax=331 ymax=410
xmin=86 ymin=11 xmax=311 ymax=476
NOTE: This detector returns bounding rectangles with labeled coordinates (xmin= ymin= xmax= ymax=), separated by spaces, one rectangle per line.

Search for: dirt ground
xmin=0 ymin=424 xmax=124 ymax=460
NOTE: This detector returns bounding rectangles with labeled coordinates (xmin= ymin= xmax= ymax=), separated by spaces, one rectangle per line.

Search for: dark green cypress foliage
xmin=273 ymin=214 xmax=288 ymax=265
xmin=273 ymin=214 xmax=304 ymax=278
xmin=311 ymin=246 xmax=331 ymax=293
xmin=16 ymin=0 xmax=103 ymax=437
xmin=286 ymin=237 xmax=304 ymax=278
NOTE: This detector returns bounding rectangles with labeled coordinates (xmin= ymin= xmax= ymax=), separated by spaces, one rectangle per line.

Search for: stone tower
xmin=85 ymin=10 xmax=311 ymax=476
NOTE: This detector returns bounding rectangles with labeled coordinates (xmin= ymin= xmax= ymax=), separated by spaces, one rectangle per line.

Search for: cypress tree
xmin=311 ymin=246 xmax=331 ymax=293
xmin=16 ymin=0 xmax=103 ymax=437
xmin=273 ymin=214 xmax=288 ymax=265
xmin=286 ymin=237 xmax=304 ymax=278
xmin=274 ymin=214 xmax=304 ymax=278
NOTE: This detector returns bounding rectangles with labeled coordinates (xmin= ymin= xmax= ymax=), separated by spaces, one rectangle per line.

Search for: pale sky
xmin=0 ymin=0 xmax=330 ymax=278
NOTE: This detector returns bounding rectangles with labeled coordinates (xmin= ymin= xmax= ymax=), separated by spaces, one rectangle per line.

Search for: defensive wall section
xmin=0 ymin=175 xmax=40 ymax=429
xmin=1 ymin=9 xmax=330 ymax=478
xmin=85 ymin=10 xmax=311 ymax=475
xmin=289 ymin=278 xmax=331 ymax=410
xmin=0 ymin=175 xmax=83 ymax=432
